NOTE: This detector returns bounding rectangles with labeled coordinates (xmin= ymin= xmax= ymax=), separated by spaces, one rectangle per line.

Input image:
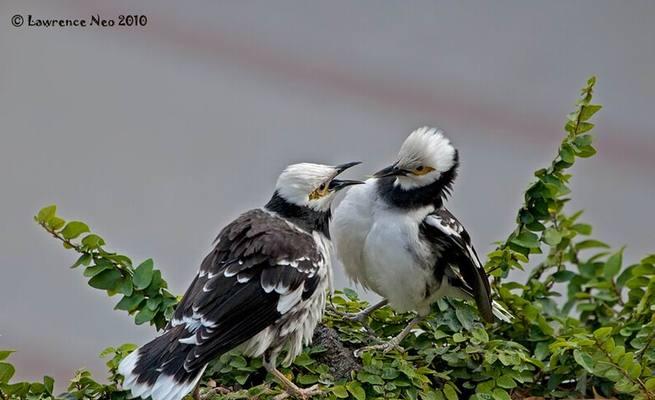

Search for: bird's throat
xmin=264 ymin=192 xmax=331 ymax=238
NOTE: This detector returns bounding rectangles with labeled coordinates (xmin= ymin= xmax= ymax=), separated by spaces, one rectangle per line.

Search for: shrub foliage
xmin=2 ymin=77 xmax=654 ymax=400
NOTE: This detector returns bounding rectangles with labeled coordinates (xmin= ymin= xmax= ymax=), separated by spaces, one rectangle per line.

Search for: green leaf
xmin=0 ymin=351 xmax=14 ymax=361
xmin=573 ymin=349 xmax=594 ymax=373
xmin=358 ymin=371 xmax=384 ymax=385
xmin=616 ymin=265 xmax=637 ymax=288
xmin=60 ymin=221 xmax=90 ymax=240
xmin=83 ymin=264 xmax=111 ymax=278
xmin=234 ymin=373 xmax=248 ymax=385
xmin=577 ymin=144 xmax=597 ymax=157
xmin=115 ymin=294 xmax=144 ymax=312
xmin=491 ymin=388 xmax=511 ymax=400
xmin=229 ymin=356 xmax=248 ymax=368
xmin=645 ymin=377 xmax=655 ymax=391
xmin=46 ymin=216 xmax=66 ymax=231
xmin=579 ymin=104 xmax=602 ymax=121
xmin=627 ymin=363 xmax=641 ymax=380
xmin=381 ymin=367 xmax=400 ymax=380
xmin=641 ymin=254 xmax=655 ymax=264
xmin=559 ymin=145 xmax=575 ymax=163
xmin=576 ymin=239 xmax=609 ymax=250
xmin=471 ymin=327 xmax=489 ymax=344
xmin=297 ymin=374 xmax=319 ymax=385
xmin=347 ymin=381 xmax=366 ymax=400
xmin=455 ymin=305 xmax=475 ymax=331
xmin=134 ymin=307 xmax=156 ymax=325
xmin=453 ymin=332 xmax=467 ymax=343
xmin=88 ymin=269 xmax=122 ymax=290
xmin=0 ymin=362 xmax=16 ymax=384
xmin=543 ymin=228 xmax=562 ymax=246
xmin=115 ymin=277 xmax=134 ymax=296
xmin=30 ymin=382 xmax=46 ymax=394
xmin=495 ymin=376 xmax=516 ymax=389
xmin=36 ymin=205 xmax=57 ymax=224
xmin=593 ymin=327 xmax=613 ymax=340
xmin=574 ymin=134 xmax=593 ymax=147
xmin=571 ymin=223 xmax=592 ymax=235
xmin=511 ymin=231 xmax=540 ymax=249
xmin=552 ymin=270 xmax=575 ymax=282
xmin=577 ymin=123 xmax=595 ymax=135
xmin=476 ymin=379 xmax=495 ymax=394
xmin=118 ymin=343 xmax=137 ymax=353
xmin=604 ymin=249 xmax=623 ymax=278
xmin=44 ymin=376 xmax=54 ymax=394
xmin=133 ymin=259 xmax=154 ymax=290
xmin=332 ymin=385 xmax=349 ymax=398
xmin=71 ymin=253 xmax=93 ymax=269
xmin=443 ymin=383 xmax=458 ymax=400
xmin=98 ymin=347 xmax=115 ymax=358
xmin=81 ymin=234 xmax=105 ymax=249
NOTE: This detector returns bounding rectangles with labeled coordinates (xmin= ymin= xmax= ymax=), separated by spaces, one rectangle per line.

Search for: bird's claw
xmin=328 ymin=307 xmax=367 ymax=322
xmin=342 ymin=311 xmax=368 ymax=323
xmin=354 ymin=340 xmax=405 ymax=357
xmin=273 ymin=384 xmax=323 ymax=400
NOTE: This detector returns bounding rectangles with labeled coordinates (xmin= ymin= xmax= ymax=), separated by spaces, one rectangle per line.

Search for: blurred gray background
xmin=1 ymin=0 xmax=653 ymax=388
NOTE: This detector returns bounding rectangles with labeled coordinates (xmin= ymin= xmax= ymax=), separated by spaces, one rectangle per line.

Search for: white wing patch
xmin=425 ymin=214 xmax=462 ymax=240
xmin=425 ymin=213 xmax=484 ymax=271
xmin=277 ymin=284 xmax=305 ymax=313
xmin=171 ymin=313 xmax=217 ymax=333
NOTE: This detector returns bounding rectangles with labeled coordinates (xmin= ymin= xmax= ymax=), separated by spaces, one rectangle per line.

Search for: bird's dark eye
xmin=309 ymin=183 xmax=329 ymax=200
xmin=413 ymin=165 xmax=435 ymax=175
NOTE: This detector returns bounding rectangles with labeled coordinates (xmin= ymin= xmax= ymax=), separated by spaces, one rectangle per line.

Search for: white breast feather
xmin=362 ymin=204 xmax=436 ymax=314
xmin=331 ymin=179 xmax=377 ymax=288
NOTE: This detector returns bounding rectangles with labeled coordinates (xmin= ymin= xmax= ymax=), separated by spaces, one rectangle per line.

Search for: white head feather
xmin=394 ymin=127 xmax=457 ymax=190
xmin=275 ymin=163 xmax=343 ymax=211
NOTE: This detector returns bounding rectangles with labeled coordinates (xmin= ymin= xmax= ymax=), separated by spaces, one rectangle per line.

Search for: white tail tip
xmin=492 ymin=300 xmax=514 ymax=322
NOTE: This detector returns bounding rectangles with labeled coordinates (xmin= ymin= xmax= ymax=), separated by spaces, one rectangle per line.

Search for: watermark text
xmin=11 ymin=14 xmax=148 ymax=28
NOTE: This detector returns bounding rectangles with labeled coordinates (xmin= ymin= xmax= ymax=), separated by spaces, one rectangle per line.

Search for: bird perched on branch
xmin=119 ymin=162 xmax=362 ymax=400
xmin=331 ymin=127 xmax=511 ymax=353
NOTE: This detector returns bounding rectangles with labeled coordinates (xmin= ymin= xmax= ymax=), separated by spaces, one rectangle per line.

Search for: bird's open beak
xmin=334 ymin=161 xmax=362 ymax=174
xmin=330 ymin=161 xmax=364 ymax=191
xmin=373 ymin=163 xmax=407 ymax=178
xmin=329 ymin=179 xmax=364 ymax=191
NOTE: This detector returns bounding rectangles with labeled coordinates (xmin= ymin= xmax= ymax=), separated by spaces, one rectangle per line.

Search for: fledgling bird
xmin=331 ymin=127 xmax=511 ymax=353
xmin=118 ymin=162 xmax=362 ymax=400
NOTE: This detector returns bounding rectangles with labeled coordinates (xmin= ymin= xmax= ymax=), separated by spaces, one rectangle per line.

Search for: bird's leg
xmin=263 ymin=355 xmax=322 ymax=400
xmin=334 ymin=299 xmax=388 ymax=340
xmin=355 ymin=315 xmax=424 ymax=356
xmin=342 ymin=299 xmax=388 ymax=323
xmin=192 ymin=383 xmax=201 ymax=400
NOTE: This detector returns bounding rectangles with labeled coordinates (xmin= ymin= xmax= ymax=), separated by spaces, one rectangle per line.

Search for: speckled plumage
xmin=118 ymin=162 xmax=360 ymax=400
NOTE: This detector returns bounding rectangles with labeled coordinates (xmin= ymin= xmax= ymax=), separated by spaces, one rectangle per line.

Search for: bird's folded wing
xmin=166 ymin=209 xmax=323 ymax=370
xmin=421 ymin=208 xmax=494 ymax=322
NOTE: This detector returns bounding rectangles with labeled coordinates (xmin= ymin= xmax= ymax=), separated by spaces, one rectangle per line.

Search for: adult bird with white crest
xmin=331 ymin=127 xmax=511 ymax=354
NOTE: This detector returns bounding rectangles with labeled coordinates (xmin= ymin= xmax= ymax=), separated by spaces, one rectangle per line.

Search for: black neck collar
xmin=264 ymin=191 xmax=331 ymax=238
xmin=376 ymin=160 xmax=458 ymax=210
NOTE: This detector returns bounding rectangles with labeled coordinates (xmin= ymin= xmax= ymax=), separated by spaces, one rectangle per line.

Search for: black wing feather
xmin=166 ymin=209 xmax=323 ymax=370
xmin=420 ymin=208 xmax=494 ymax=322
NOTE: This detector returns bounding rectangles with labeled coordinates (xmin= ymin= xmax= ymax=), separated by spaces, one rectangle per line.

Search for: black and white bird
xmin=331 ymin=127 xmax=511 ymax=353
xmin=118 ymin=162 xmax=362 ymax=400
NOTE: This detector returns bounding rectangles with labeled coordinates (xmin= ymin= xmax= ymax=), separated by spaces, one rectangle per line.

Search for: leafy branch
xmin=486 ymin=76 xmax=600 ymax=280
xmin=35 ymin=208 xmax=178 ymax=330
